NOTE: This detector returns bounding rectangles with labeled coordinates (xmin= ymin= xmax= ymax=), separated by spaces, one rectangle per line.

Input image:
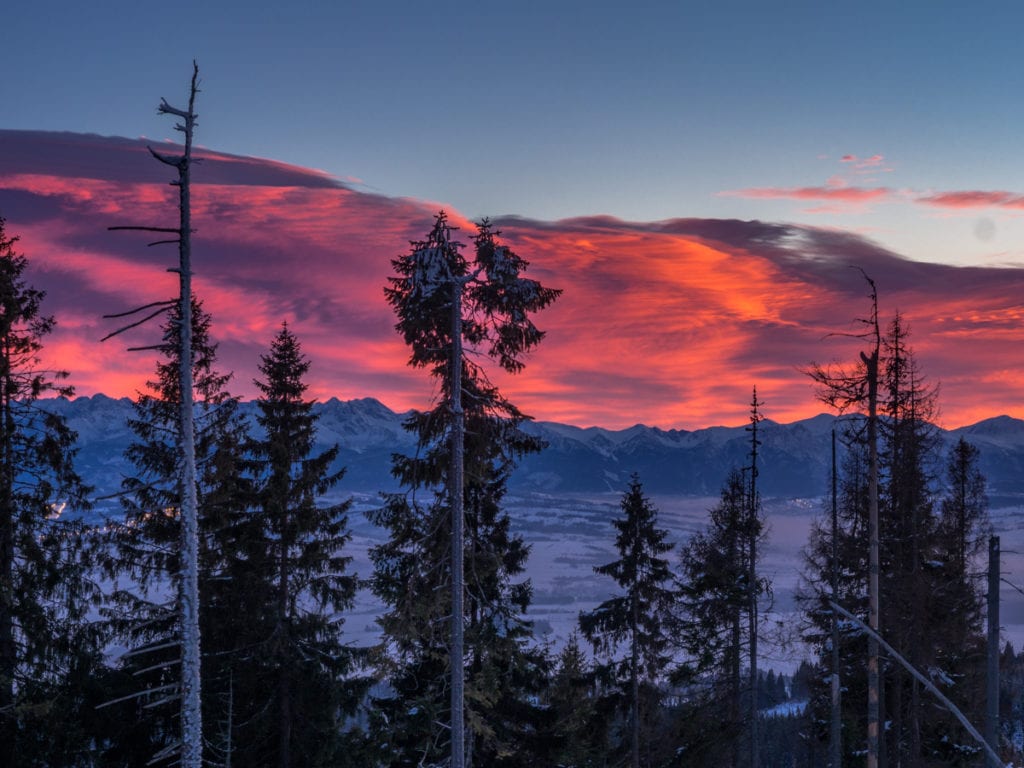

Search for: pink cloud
xmin=840 ymin=153 xmax=891 ymax=172
xmin=4 ymin=131 xmax=1024 ymax=430
xmin=916 ymin=190 xmax=1024 ymax=209
xmin=721 ymin=185 xmax=890 ymax=204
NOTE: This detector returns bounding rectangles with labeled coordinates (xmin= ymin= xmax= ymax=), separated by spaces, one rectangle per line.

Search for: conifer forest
xmin=2 ymin=68 xmax=1023 ymax=768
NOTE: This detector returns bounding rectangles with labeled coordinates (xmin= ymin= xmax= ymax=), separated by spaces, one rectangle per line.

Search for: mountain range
xmin=41 ymin=395 xmax=1024 ymax=509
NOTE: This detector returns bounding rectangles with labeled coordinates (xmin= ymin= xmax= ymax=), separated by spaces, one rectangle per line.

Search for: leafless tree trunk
xmin=830 ymin=428 xmax=842 ymax=768
xmin=0 ymin=336 xmax=14 ymax=725
xmin=279 ymin=512 xmax=291 ymax=768
xmin=103 ymin=62 xmax=204 ymax=768
xmin=831 ymin=600 xmax=1003 ymax=768
xmin=748 ymin=388 xmax=761 ymax=768
xmin=151 ymin=63 xmax=203 ymax=768
xmin=863 ymin=327 xmax=880 ymax=768
xmin=450 ymin=268 xmax=466 ymax=768
xmin=987 ymin=536 xmax=1000 ymax=767
xmin=631 ymin=593 xmax=640 ymax=768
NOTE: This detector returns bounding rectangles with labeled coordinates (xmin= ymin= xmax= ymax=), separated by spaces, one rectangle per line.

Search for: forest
xmin=0 ymin=71 xmax=1018 ymax=768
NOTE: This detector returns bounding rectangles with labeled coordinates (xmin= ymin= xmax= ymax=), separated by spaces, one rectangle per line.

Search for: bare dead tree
xmin=104 ymin=61 xmax=203 ymax=768
xmin=805 ymin=270 xmax=881 ymax=768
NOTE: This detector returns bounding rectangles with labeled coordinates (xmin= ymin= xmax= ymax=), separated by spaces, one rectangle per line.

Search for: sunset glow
xmin=2 ymin=131 xmax=1024 ymax=431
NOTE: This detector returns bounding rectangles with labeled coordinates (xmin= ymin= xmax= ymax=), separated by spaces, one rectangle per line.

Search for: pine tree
xmin=579 ymin=475 xmax=675 ymax=768
xmin=0 ymin=215 xmax=99 ymax=766
xmin=243 ymin=322 xmax=361 ymax=768
xmin=371 ymin=213 xmax=559 ymax=767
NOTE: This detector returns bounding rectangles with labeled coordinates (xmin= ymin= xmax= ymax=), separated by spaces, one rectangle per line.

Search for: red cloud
xmin=4 ymin=131 xmax=1024 ymax=430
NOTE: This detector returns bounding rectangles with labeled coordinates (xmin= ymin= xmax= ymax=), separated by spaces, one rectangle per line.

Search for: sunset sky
xmin=3 ymin=1 xmax=1024 ymax=430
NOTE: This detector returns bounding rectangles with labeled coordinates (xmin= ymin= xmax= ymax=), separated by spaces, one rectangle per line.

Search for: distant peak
xmin=958 ymin=414 xmax=1024 ymax=433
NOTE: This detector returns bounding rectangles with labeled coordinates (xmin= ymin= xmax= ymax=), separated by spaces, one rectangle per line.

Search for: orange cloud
xmin=4 ymin=130 xmax=1024 ymax=431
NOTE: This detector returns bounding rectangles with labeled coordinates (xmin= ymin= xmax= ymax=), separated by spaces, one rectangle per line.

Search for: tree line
xmin=0 ymin=68 xmax=1007 ymax=768
xmin=0 ymin=205 xmax=1006 ymax=766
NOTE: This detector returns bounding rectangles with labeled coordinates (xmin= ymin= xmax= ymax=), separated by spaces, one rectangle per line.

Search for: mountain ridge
xmin=40 ymin=395 xmax=1024 ymax=505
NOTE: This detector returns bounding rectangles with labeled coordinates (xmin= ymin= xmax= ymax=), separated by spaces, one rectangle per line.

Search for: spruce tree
xmin=939 ymin=437 xmax=988 ymax=579
xmin=0 ymin=215 xmax=98 ymax=766
xmin=579 ymin=475 xmax=675 ymax=768
xmin=800 ymin=318 xmax=989 ymax=765
xmin=244 ymin=322 xmax=360 ymax=768
xmin=675 ymin=468 xmax=766 ymax=767
xmin=544 ymin=633 xmax=606 ymax=767
xmin=371 ymin=213 xmax=559 ymax=767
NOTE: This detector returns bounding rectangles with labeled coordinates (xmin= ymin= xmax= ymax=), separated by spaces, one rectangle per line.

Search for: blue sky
xmin=7 ymin=1 xmax=1024 ymax=268
xmin=5 ymin=1 xmax=1024 ymax=428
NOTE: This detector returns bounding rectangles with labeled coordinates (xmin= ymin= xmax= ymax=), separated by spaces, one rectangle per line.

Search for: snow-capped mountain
xmin=43 ymin=395 xmax=1024 ymax=506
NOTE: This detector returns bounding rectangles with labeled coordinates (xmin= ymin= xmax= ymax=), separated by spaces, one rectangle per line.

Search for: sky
xmin=3 ymin=1 xmax=1024 ymax=430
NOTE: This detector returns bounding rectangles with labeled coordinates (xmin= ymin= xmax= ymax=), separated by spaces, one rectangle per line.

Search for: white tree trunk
xmin=167 ymin=64 xmax=203 ymax=768
xmin=450 ymin=275 xmax=465 ymax=768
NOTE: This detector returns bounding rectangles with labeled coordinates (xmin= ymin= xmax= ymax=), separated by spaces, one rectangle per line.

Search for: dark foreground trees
xmin=801 ymin=311 xmax=992 ymax=765
xmin=579 ymin=475 xmax=675 ymax=768
xmin=0 ymin=216 xmax=99 ymax=766
xmin=370 ymin=213 xmax=559 ymax=767
xmin=675 ymin=465 xmax=767 ymax=768
xmin=243 ymin=323 xmax=362 ymax=767
xmin=101 ymin=298 xmax=253 ymax=765
xmin=104 ymin=311 xmax=363 ymax=767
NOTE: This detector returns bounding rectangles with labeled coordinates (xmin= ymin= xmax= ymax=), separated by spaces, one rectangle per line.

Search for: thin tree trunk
xmin=731 ymin=609 xmax=741 ymax=768
xmin=832 ymin=600 xmax=1003 ymax=768
xmin=173 ymin=64 xmax=203 ymax=768
xmin=450 ymin=274 xmax=466 ymax=768
xmin=986 ymin=536 xmax=1000 ymax=767
xmin=748 ymin=390 xmax=760 ymax=768
xmin=279 ymin=510 xmax=291 ymax=768
xmin=864 ymin=341 xmax=880 ymax=768
xmin=0 ymin=356 xmax=14 ymax=750
xmin=632 ymin=593 xmax=640 ymax=768
xmin=830 ymin=428 xmax=842 ymax=768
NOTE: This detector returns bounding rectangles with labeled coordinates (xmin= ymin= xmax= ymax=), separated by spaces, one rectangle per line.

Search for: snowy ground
xmin=341 ymin=492 xmax=1024 ymax=675
xmin=343 ymin=493 xmax=816 ymax=673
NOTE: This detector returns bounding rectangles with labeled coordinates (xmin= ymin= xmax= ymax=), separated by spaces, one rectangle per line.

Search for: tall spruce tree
xmin=804 ymin=273 xmax=882 ymax=767
xmin=579 ymin=475 xmax=675 ymax=768
xmin=800 ymin=317 xmax=989 ymax=766
xmin=244 ymin=322 xmax=360 ymax=768
xmin=939 ymin=437 xmax=988 ymax=582
xmin=371 ymin=213 xmax=559 ymax=767
xmin=877 ymin=312 xmax=942 ymax=763
xmin=0 ymin=216 xmax=99 ymax=766
xmin=675 ymin=467 xmax=766 ymax=767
